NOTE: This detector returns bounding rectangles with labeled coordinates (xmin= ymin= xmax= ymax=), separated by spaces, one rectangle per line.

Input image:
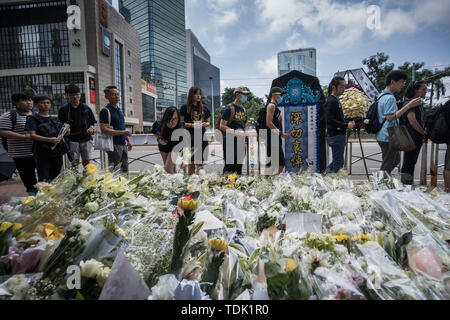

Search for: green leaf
xmin=264 ymin=261 xmax=284 ymax=278
xmin=75 ymin=291 xmax=85 ymax=300
xmin=189 ymin=222 xmax=205 ymax=239
xmin=127 ymin=175 xmax=145 ymax=185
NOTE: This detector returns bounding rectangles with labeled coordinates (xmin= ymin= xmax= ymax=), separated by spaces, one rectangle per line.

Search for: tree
xmin=362 ymin=52 xmax=395 ymax=91
xmin=216 ymin=87 xmax=265 ymax=128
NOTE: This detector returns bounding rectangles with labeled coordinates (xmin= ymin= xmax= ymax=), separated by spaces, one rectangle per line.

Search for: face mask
xmin=240 ymin=95 xmax=248 ymax=103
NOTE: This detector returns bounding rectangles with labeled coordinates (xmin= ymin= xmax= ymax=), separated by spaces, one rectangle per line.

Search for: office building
xmin=0 ymin=0 xmax=144 ymax=131
xmin=116 ymin=0 xmax=187 ymax=116
xmin=186 ymin=29 xmax=220 ymax=113
xmin=278 ymin=48 xmax=317 ymax=77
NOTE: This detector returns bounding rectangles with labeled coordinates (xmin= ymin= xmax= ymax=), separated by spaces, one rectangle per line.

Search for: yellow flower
xmin=187 ymin=185 xmax=193 ymax=191
xmin=0 ymin=222 xmax=22 ymax=233
xmin=286 ymin=259 xmax=299 ymax=274
xmin=227 ymin=173 xmax=238 ymax=182
xmin=225 ymin=184 xmax=233 ymax=189
xmin=22 ymin=196 xmax=35 ymax=205
xmin=351 ymin=234 xmax=371 ymax=244
xmin=0 ymin=222 xmax=12 ymax=232
xmin=178 ymin=199 xmax=199 ymax=211
xmin=43 ymin=223 xmax=65 ymax=241
xmin=333 ymin=234 xmax=349 ymax=243
xmin=221 ymin=177 xmax=226 ymax=182
xmin=86 ymin=164 xmax=98 ymax=174
xmin=208 ymin=238 xmax=228 ymax=251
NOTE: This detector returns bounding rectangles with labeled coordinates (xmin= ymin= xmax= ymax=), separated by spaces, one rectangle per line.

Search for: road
xmin=89 ymin=140 xmax=447 ymax=182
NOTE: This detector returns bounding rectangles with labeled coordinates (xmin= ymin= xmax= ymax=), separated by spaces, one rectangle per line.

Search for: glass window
xmin=0 ymin=72 xmax=85 ymax=114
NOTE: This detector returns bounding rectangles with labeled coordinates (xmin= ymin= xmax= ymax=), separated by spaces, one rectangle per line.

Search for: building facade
xmin=0 ymin=0 xmax=144 ymax=132
xmin=117 ymin=0 xmax=187 ymax=116
xmin=186 ymin=29 xmax=220 ymax=113
xmin=278 ymin=48 xmax=317 ymax=77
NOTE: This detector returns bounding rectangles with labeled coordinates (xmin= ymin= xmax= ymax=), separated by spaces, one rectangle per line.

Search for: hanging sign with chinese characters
xmin=278 ymin=78 xmax=321 ymax=172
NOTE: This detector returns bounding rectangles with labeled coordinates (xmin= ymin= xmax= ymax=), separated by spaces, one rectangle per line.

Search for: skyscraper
xmin=117 ymin=0 xmax=187 ymax=113
xmin=278 ymin=48 xmax=317 ymax=77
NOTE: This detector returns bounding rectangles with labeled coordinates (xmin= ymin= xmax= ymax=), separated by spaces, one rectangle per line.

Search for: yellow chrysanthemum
xmin=22 ymin=196 xmax=35 ymax=206
xmin=86 ymin=164 xmax=98 ymax=174
xmin=178 ymin=199 xmax=199 ymax=211
xmin=351 ymin=234 xmax=371 ymax=244
xmin=187 ymin=185 xmax=193 ymax=191
xmin=225 ymin=184 xmax=233 ymax=189
xmin=208 ymin=238 xmax=228 ymax=251
xmin=0 ymin=222 xmax=21 ymax=232
xmin=333 ymin=234 xmax=349 ymax=243
xmin=286 ymin=258 xmax=299 ymax=274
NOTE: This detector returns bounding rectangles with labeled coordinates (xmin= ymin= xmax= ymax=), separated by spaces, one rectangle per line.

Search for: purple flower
xmin=350 ymin=273 xmax=366 ymax=287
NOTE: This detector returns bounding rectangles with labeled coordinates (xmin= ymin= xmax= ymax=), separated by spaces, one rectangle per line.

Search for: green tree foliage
xmin=362 ymin=52 xmax=449 ymax=115
xmin=216 ymin=87 xmax=266 ymax=127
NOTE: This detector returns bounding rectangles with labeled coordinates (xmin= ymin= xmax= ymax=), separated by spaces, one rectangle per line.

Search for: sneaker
xmin=400 ymin=173 xmax=414 ymax=185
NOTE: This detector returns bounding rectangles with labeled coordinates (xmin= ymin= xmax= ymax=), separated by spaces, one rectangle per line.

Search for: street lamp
xmin=209 ymin=76 xmax=214 ymax=128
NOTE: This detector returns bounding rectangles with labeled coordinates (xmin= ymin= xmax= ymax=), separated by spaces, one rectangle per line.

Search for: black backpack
xmin=364 ymin=92 xmax=393 ymax=134
xmin=425 ymin=104 xmax=449 ymax=144
xmin=32 ymin=115 xmax=67 ymax=158
xmin=255 ymin=106 xmax=267 ymax=135
xmin=1 ymin=109 xmax=17 ymax=152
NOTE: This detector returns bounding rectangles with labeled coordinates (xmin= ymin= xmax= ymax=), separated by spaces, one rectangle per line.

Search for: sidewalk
xmin=0 ymin=180 xmax=27 ymax=204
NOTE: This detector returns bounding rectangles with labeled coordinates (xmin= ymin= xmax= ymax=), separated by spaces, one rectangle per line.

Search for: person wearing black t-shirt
xmin=25 ymin=95 xmax=69 ymax=182
xmin=152 ymin=107 xmax=182 ymax=174
xmin=324 ymin=77 xmax=355 ymax=173
xmin=58 ymin=84 xmax=96 ymax=167
xmin=220 ymin=87 xmax=249 ymax=175
xmin=180 ymin=86 xmax=211 ymax=175
xmin=400 ymin=81 xmax=427 ymax=185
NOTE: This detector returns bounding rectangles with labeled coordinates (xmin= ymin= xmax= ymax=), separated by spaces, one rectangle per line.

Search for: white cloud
xmin=256 ymin=55 xmax=278 ymax=76
xmin=206 ymin=0 xmax=240 ymax=27
xmin=286 ymin=32 xmax=308 ymax=50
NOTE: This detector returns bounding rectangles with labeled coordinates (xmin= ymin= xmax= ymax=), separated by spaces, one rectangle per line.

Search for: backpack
xmin=1 ymin=109 xmax=17 ymax=152
xmin=364 ymin=92 xmax=393 ymax=134
xmin=215 ymin=103 xmax=235 ymax=132
xmin=32 ymin=115 xmax=67 ymax=158
xmin=255 ymin=106 xmax=267 ymax=135
xmin=425 ymin=105 xmax=449 ymax=144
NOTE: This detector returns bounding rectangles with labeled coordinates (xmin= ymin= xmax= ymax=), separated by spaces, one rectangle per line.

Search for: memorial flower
xmin=339 ymin=87 xmax=371 ymax=122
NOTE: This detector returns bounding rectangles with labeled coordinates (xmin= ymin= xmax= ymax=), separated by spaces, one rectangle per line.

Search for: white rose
xmin=80 ymin=259 xmax=104 ymax=278
xmin=84 ymin=202 xmax=99 ymax=213
xmin=96 ymin=266 xmax=111 ymax=287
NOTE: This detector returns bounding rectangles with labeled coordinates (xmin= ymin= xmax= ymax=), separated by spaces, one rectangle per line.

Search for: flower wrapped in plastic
xmin=339 ymin=86 xmax=371 ymax=127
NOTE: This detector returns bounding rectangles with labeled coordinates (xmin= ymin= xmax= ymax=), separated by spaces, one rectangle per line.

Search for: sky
xmin=185 ymin=0 xmax=450 ymax=102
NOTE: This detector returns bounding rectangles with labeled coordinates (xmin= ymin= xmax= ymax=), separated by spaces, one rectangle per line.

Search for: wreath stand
xmin=344 ymin=128 xmax=371 ymax=181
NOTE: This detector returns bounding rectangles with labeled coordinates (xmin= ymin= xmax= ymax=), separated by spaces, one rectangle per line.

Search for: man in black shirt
xmin=220 ymin=87 xmax=249 ymax=175
xmin=324 ymin=77 xmax=355 ymax=173
xmin=58 ymin=84 xmax=96 ymax=167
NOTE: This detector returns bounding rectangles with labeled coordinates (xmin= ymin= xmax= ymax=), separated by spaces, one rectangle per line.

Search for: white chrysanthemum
xmin=303 ymin=249 xmax=331 ymax=273
xmin=84 ymin=201 xmax=99 ymax=212
xmin=96 ymin=266 xmax=111 ymax=287
xmin=80 ymin=259 xmax=104 ymax=278
xmin=148 ymin=274 xmax=179 ymax=300
xmin=334 ymin=244 xmax=350 ymax=263
xmin=70 ymin=218 xmax=94 ymax=240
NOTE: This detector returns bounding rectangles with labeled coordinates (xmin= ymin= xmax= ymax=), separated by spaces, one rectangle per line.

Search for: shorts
xmin=69 ymin=140 xmax=93 ymax=161
xmin=445 ymin=144 xmax=450 ymax=171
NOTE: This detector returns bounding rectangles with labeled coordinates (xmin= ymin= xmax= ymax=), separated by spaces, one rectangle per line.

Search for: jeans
xmin=35 ymin=156 xmax=63 ymax=182
xmin=13 ymin=157 xmax=38 ymax=192
xmin=326 ymin=134 xmax=346 ymax=173
xmin=401 ymin=131 xmax=423 ymax=178
xmin=223 ymin=134 xmax=246 ymax=175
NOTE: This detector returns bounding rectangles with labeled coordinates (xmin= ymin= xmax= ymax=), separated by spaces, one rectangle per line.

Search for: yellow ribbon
xmin=43 ymin=223 xmax=65 ymax=241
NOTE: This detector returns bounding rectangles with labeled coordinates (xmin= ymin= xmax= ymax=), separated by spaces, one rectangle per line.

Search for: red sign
xmin=89 ymin=77 xmax=96 ymax=104
xmin=141 ymin=79 xmax=157 ymax=95
xmin=99 ymin=0 xmax=108 ymax=28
